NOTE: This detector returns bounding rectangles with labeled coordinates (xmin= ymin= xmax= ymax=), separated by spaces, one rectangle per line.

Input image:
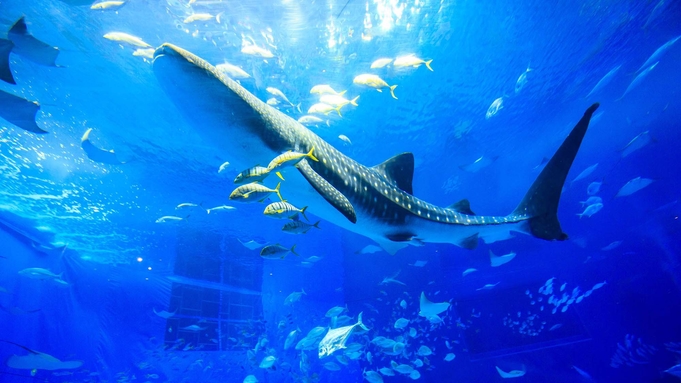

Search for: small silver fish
xmin=155 ymin=215 xmax=184 ymax=223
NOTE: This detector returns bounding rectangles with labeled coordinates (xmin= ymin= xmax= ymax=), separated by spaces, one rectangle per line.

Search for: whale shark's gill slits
xmin=512 ymin=103 xmax=599 ymax=240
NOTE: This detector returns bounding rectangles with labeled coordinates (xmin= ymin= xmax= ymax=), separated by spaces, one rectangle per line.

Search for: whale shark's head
xmin=152 ymin=43 xmax=279 ymax=168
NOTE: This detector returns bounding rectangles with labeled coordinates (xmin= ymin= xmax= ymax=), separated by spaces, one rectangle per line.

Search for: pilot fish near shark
xmin=152 ymin=43 xmax=598 ymax=254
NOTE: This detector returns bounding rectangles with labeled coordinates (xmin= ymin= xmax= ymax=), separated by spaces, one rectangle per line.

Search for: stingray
xmin=496 ymin=365 xmax=526 ymax=378
xmin=153 ymin=307 xmax=176 ymax=319
xmin=489 ymin=250 xmax=517 ymax=267
xmin=0 ymin=39 xmax=15 ymax=84
xmin=418 ymin=292 xmax=450 ymax=319
xmin=8 ymin=17 xmax=60 ymax=67
xmin=1 ymin=341 xmax=82 ymax=373
xmin=238 ymin=239 xmax=267 ymax=250
xmin=80 ymin=128 xmax=124 ymax=164
xmin=0 ymin=89 xmax=46 ymax=133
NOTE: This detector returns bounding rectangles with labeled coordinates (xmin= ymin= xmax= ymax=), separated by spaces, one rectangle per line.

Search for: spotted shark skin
xmin=153 ymin=43 xmax=598 ymax=254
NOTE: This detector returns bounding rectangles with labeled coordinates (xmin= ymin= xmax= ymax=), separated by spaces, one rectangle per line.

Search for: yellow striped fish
xmin=264 ymin=201 xmax=308 ymax=220
xmin=229 ymin=182 xmax=283 ymax=202
xmin=234 ymin=165 xmax=271 ymax=184
xmin=267 ymin=148 xmax=318 ymax=172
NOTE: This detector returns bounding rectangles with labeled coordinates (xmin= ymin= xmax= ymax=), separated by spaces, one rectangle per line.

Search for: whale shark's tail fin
xmin=512 ymin=103 xmax=600 ymax=240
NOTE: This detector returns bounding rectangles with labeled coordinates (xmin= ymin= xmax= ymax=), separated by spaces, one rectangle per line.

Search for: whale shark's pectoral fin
xmin=459 ymin=233 xmax=479 ymax=249
xmin=372 ymin=152 xmax=414 ymax=195
xmin=297 ymin=160 xmax=357 ymax=223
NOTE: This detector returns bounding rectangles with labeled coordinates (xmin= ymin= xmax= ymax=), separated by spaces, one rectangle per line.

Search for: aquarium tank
xmin=0 ymin=0 xmax=680 ymax=382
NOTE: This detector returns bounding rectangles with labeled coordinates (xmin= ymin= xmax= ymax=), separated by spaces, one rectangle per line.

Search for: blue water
xmin=1 ymin=0 xmax=680 ymax=382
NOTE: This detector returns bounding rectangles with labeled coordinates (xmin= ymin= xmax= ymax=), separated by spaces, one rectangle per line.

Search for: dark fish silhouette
xmin=0 ymin=39 xmax=15 ymax=84
xmin=8 ymin=17 xmax=60 ymax=67
xmin=80 ymin=128 xmax=125 ymax=164
xmin=0 ymin=89 xmax=46 ymax=133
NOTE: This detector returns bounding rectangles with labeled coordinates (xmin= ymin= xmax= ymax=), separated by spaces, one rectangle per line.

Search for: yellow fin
xmin=274 ymin=182 xmax=284 ymax=201
xmin=425 ymin=59 xmax=433 ymax=71
xmin=389 ymin=85 xmax=398 ymax=100
xmin=307 ymin=147 xmax=319 ymax=162
xmin=350 ymin=96 xmax=359 ymax=107
xmin=276 ymin=171 xmax=285 ymax=181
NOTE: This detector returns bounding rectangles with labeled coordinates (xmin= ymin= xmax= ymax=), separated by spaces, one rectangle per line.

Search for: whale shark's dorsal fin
xmin=297 ymin=160 xmax=357 ymax=223
xmin=372 ymin=152 xmax=414 ymax=195
xmin=448 ymin=199 xmax=476 ymax=215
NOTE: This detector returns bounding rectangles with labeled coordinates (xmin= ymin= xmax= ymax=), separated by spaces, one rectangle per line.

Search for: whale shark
xmin=152 ymin=43 xmax=598 ymax=254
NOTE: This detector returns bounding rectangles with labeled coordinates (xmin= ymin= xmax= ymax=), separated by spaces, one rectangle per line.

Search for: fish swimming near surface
xmin=635 ymin=34 xmax=681 ymax=74
xmin=18 ymin=268 xmax=63 ymax=282
xmin=615 ymin=177 xmax=654 ymax=198
xmin=585 ymin=65 xmax=621 ymax=99
xmin=318 ymin=312 xmax=369 ymax=358
xmin=155 ymin=215 xmax=184 ymax=223
xmin=580 ymin=196 xmax=602 ymax=207
xmin=206 ymin=205 xmax=236 ymax=214
xmin=577 ymin=202 xmax=603 ymax=218
xmin=664 ymin=362 xmax=681 ymax=378
xmin=91 ymin=1 xmax=126 ymax=10
xmin=515 ymin=65 xmax=532 ymax=94
xmin=601 ymin=241 xmax=622 ymax=251
xmin=477 ymin=282 xmax=500 ymax=291
xmin=310 ymin=84 xmax=345 ymax=95
xmin=586 ymin=180 xmax=601 ymax=195
xmin=7 ymin=17 xmax=60 ymax=67
xmin=0 ymin=90 xmax=46 ymax=133
xmin=462 ymin=268 xmax=477 ymax=277
xmin=370 ymin=58 xmax=393 ymax=69
xmin=618 ymin=62 xmax=658 ymax=100
xmin=486 ymin=97 xmax=504 ymax=119
xmin=103 ymin=32 xmax=151 ymax=48
xmin=571 ymin=163 xmax=598 ymax=184
xmin=620 ymin=131 xmax=652 ymax=158
xmin=215 ymin=63 xmax=250 ymax=79
xmin=81 ymin=128 xmax=125 ymax=164
xmin=152 ymin=44 xmax=598 ymax=255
